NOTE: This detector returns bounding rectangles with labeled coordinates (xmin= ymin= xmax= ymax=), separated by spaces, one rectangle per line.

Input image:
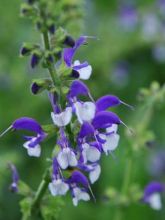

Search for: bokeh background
xmin=0 ymin=0 xmax=165 ymax=219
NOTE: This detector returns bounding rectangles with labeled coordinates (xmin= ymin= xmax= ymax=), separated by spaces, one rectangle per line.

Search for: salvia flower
xmin=12 ymin=117 xmax=47 ymax=157
xmin=63 ymin=36 xmax=92 ymax=80
xmin=8 ymin=163 xmax=19 ymax=193
xmin=1 ymin=117 xmax=47 ymax=157
xmin=48 ymin=158 xmax=69 ymax=196
xmin=142 ymin=182 xmax=165 ymax=210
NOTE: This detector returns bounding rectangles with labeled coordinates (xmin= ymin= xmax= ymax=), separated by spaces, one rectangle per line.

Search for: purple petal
xmin=70 ymin=170 xmax=89 ymax=188
xmin=73 ymin=62 xmax=89 ymax=71
xmin=63 ymin=36 xmax=87 ymax=67
xmin=68 ymin=80 xmax=89 ymax=99
xmin=12 ymin=117 xmax=43 ymax=134
xmin=48 ymin=92 xmax=60 ymax=113
xmin=52 ymin=157 xmax=59 ymax=177
xmin=28 ymin=133 xmax=46 ymax=148
xmin=78 ymin=122 xmax=95 ymax=139
xmin=92 ymin=111 xmax=121 ymax=129
xmin=96 ymin=95 xmax=120 ymax=111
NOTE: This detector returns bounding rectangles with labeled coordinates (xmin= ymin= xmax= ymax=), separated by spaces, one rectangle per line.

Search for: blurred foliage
xmin=0 ymin=0 xmax=165 ymax=220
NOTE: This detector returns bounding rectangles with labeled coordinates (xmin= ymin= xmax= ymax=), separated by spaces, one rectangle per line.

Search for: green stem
xmin=113 ymin=157 xmax=133 ymax=220
xmin=31 ymin=168 xmax=50 ymax=212
xmin=121 ymin=158 xmax=132 ymax=195
xmin=42 ymin=31 xmax=57 ymax=87
xmin=26 ymin=168 xmax=51 ymax=220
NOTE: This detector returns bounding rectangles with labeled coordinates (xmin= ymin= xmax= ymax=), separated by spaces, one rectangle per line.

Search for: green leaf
xmin=20 ymin=197 xmax=32 ymax=220
xmin=18 ymin=181 xmax=33 ymax=197
xmin=42 ymin=124 xmax=57 ymax=135
xmin=41 ymin=196 xmax=64 ymax=220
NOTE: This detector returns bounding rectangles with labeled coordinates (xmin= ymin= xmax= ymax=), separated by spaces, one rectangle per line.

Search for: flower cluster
xmin=2 ymin=36 xmax=131 ymax=206
xmin=44 ymin=36 xmax=130 ymax=205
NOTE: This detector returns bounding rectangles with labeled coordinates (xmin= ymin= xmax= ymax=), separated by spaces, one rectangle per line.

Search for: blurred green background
xmin=0 ymin=0 xmax=165 ymax=219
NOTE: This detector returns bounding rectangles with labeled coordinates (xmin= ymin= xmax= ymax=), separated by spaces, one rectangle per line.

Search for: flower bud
xmin=63 ymin=36 xmax=75 ymax=47
xmin=20 ymin=43 xmax=39 ymax=56
xmin=20 ymin=3 xmax=35 ymax=17
xmin=31 ymin=79 xmax=52 ymax=94
xmin=27 ymin=0 xmax=36 ymax=4
xmin=31 ymin=51 xmax=43 ymax=68
xmin=45 ymin=52 xmax=54 ymax=64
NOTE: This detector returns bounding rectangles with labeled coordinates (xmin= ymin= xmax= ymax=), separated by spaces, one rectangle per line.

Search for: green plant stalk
xmin=113 ymin=157 xmax=133 ymax=220
xmin=26 ymin=30 xmax=61 ymax=220
xmin=42 ymin=31 xmax=60 ymax=88
xmin=31 ymin=168 xmax=51 ymax=213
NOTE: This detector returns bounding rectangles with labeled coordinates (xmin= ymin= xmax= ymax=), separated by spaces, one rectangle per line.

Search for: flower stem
xmin=113 ymin=157 xmax=133 ymax=220
xmin=30 ymin=168 xmax=51 ymax=218
xmin=42 ymin=31 xmax=58 ymax=87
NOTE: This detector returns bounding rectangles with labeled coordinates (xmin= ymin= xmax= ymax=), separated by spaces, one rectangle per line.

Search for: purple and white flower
xmin=56 ymin=129 xmax=78 ymax=169
xmin=12 ymin=117 xmax=47 ymax=157
xmin=63 ymin=36 xmax=92 ymax=80
xmin=49 ymin=158 xmax=69 ymax=196
xmin=142 ymin=182 xmax=165 ymax=210
xmin=68 ymin=171 xmax=90 ymax=206
xmin=51 ymin=107 xmax=72 ymax=127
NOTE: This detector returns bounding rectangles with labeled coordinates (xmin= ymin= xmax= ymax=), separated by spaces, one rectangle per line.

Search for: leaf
xmin=18 ymin=180 xmax=33 ymax=197
xmin=41 ymin=196 xmax=65 ymax=220
xmin=42 ymin=124 xmax=57 ymax=135
xmin=20 ymin=197 xmax=32 ymax=220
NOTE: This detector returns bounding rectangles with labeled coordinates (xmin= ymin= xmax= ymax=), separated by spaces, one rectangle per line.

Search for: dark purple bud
xmin=68 ymin=80 xmax=89 ymax=98
xmin=92 ymin=111 xmax=121 ymax=129
xmin=31 ymin=79 xmax=52 ymax=95
xmin=63 ymin=36 xmax=75 ymax=47
xmin=21 ymin=47 xmax=31 ymax=56
xmin=27 ymin=0 xmax=36 ymax=5
xmin=31 ymin=53 xmax=41 ymax=68
xmin=71 ymin=69 xmax=80 ymax=78
xmin=31 ymin=82 xmax=40 ymax=94
xmin=48 ymin=24 xmax=56 ymax=34
xmin=70 ymin=170 xmax=89 ymax=188
xmin=47 ymin=54 xmax=54 ymax=63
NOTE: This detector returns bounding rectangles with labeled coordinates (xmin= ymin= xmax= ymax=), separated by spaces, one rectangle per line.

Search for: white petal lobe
xmin=57 ymin=148 xmax=78 ymax=169
xmin=149 ymin=193 xmax=162 ymax=210
xmin=89 ymin=165 xmax=101 ymax=184
xmin=49 ymin=179 xmax=69 ymax=196
xmin=78 ymin=65 xmax=92 ymax=80
xmin=102 ymin=133 xmax=120 ymax=154
xmin=72 ymin=187 xmax=90 ymax=206
xmin=51 ymin=107 xmax=72 ymax=127
xmin=23 ymin=141 xmax=41 ymax=157
xmin=74 ymin=102 xmax=96 ymax=124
